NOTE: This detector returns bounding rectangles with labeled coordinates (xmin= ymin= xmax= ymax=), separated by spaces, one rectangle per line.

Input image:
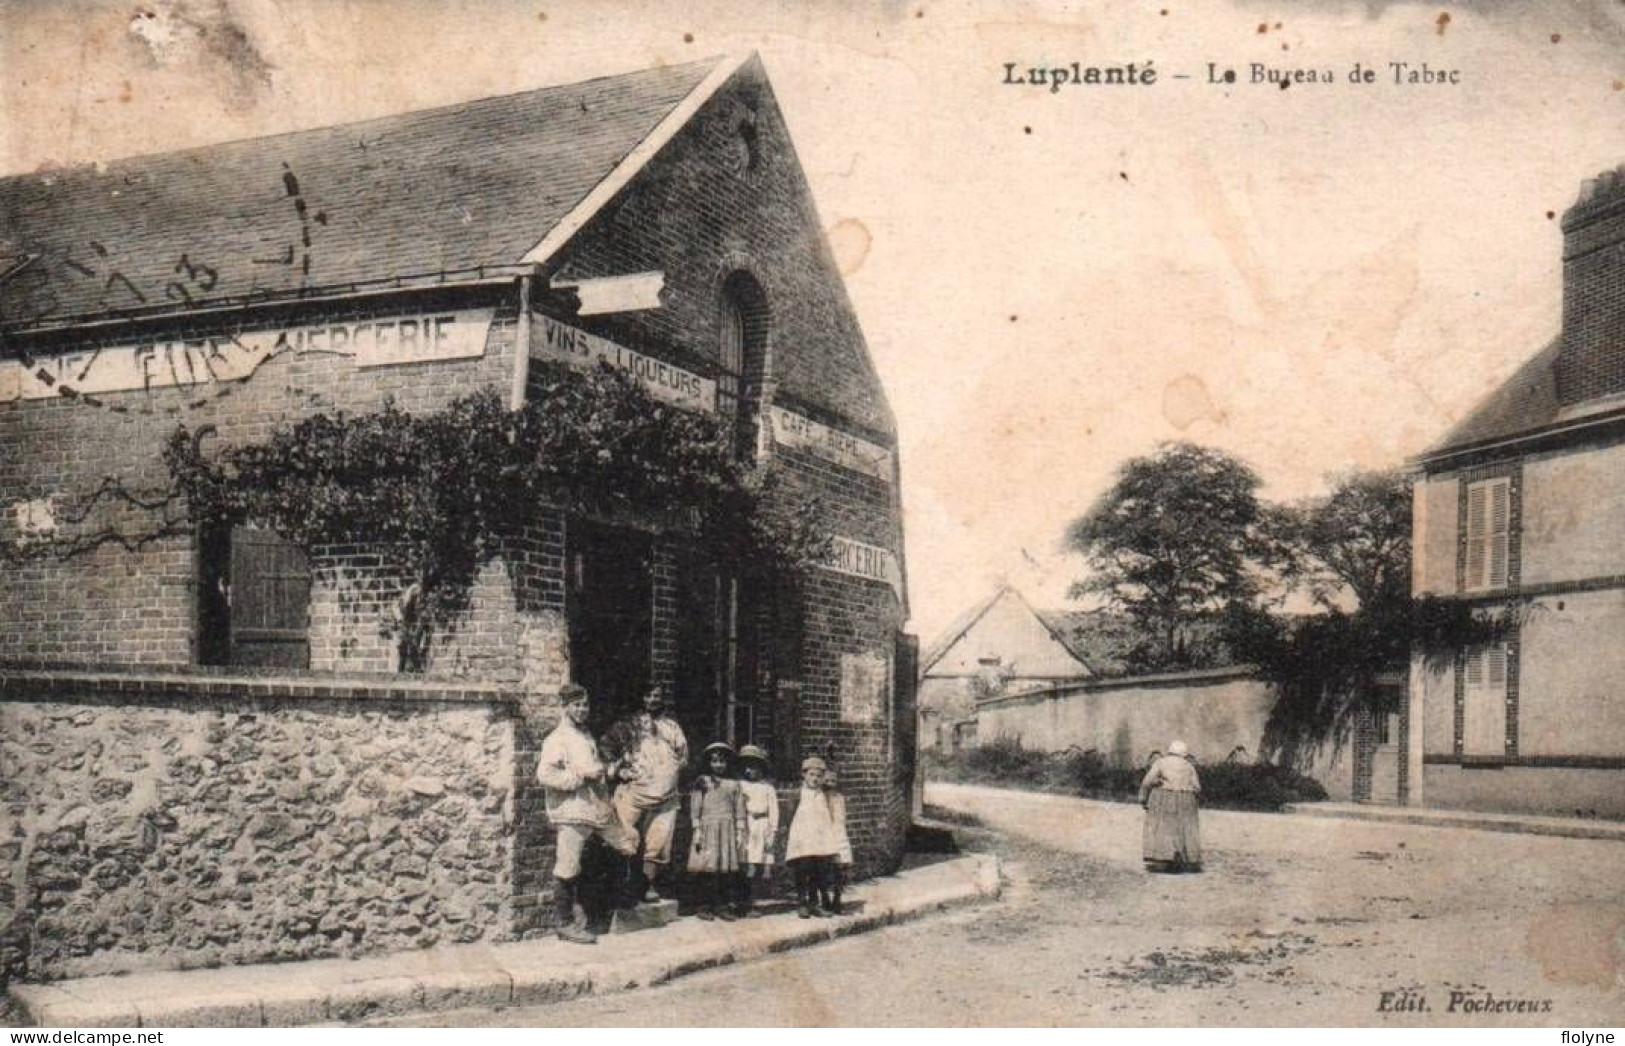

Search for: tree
xmin=1275 ymin=469 xmax=1412 ymax=610
xmin=1065 ymin=442 xmax=1272 ymax=670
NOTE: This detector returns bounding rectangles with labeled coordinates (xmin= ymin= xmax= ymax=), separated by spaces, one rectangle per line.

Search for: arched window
xmin=717 ymin=272 xmax=770 ymax=459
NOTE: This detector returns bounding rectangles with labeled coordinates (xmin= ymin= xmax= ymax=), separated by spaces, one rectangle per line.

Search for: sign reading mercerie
xmin=532 ymin=315 xmax=715 ymax=413
xmin=822 ymin=536 xmax=903 ymax=600
xmin=0 ymin=309 xmax=495 ymax=404
xmin=768 ymin=406 xmax=892 ymax=481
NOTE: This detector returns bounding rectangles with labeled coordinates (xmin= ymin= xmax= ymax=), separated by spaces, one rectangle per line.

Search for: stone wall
xmin=969 ymin=668 xmax=1354 ymax=799
xmin=977 ymin=668 xmax=1277 ymax=768
xmin=0 ymin=670 xmax=535 ymax=984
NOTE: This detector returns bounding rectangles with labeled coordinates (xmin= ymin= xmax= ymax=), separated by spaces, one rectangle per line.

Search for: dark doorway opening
xmin=197 ymin=523 xmax=312 ymax=669
xmin=675 ymin=560 xmax=769 ymax=751
xmin=566 ymin=520 xmax=653 ymax=732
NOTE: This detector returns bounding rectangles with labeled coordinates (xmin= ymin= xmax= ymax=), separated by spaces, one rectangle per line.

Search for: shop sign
xmin=0 ymin=309 xmax=495 ymax=403
xmin=768 ymin=405 xmax=892 ymax=481
xmin=821 ymin=536 xmax=903 ymax=600
xmin=532 ymin=315 xmax=715 ymax=413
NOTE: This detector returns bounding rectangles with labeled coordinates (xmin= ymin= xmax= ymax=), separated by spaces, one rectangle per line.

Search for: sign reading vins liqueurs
xmin=0 ymin=309 xmax=495 ymax=404
xmin=768 ymin=405 xmax=893 ymax=481
xmin=532 ymin=315 xmax=715 ymax=413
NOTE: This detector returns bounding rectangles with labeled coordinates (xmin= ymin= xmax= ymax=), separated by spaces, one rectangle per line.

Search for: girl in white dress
xmin=737 ymin=744 xmax=780 ymax=917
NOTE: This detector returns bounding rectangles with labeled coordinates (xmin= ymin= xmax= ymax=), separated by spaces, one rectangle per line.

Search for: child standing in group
xmin=686 ymin=741 xmax=747 ymax=921
xmin=736 ymin=744 xmax=780 ymax=918
xmin=817 ymin=766 xmax=854 ymax=916
xmin=785 ymin=755 xmax=849 ymax=918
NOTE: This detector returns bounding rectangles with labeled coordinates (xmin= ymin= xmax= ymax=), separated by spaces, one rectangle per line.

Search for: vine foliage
xmin=165 ymin=362 xmax=830 ymax=671
xmin=1222 ymin=597 xmax=1518 ymax=770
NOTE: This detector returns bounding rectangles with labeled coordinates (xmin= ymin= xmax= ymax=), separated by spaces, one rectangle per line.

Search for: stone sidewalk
xmin=1282 ymin=801 xmax=1625 ymax=841
xmin=9 ymin=853 xmax=1000 ymax=1028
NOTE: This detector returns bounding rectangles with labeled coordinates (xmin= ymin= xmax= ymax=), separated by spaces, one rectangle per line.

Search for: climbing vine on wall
xmin=165 ymin=362 xmax=831 ymax=671
xmin=0 ymin=477 xmax=190 ymax=565
xmin=1220 ymin=596 xmax=1521 ymax=770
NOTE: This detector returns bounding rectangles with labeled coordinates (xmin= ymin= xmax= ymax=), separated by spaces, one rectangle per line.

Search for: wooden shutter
xmin=1487 ymin=480 xmax=1510 ymax=589
xmin=1462 ymin=644 xmax=1508 ymax=757
xmin=1464 ymin=477 xmax=1510 ymax=592
xmin=228 ymin=526 xmax=311 ymax=668
xmin=1465 ymin=484 xmax=1487 ymax=589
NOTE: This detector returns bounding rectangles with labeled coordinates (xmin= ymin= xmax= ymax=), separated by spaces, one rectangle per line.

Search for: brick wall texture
xmin=1558 ymin=183 xmax=1625 ymax=405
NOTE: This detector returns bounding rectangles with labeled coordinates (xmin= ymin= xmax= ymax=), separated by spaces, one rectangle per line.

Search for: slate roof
xmin=1418 ymin=337 xmax=1564 ymax=463
xmin=1034 ymin=608 xmax=1137 ymax=677
xmin=0 ymin=58 xmax=722 ymax=327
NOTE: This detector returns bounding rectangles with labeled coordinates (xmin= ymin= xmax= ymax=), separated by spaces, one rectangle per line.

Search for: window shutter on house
xmin=1465 ymin=484 xmax=1487 ymax=589
xmin=1488 ymin=480 xmax=1510 ymax=589
xmin=1462 ymin=643 xmax=1509 ymax=757
xmin=1464 ymin=477 xmax=1510 ymax=591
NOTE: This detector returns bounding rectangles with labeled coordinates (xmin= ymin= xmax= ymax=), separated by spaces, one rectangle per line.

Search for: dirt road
xmin=387 ymin=783 xmax=1625 ymax=1026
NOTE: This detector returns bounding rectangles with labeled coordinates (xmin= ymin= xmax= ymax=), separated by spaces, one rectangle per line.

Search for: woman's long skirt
xmin=1142 ymin=789 xmax=1202 ymax=869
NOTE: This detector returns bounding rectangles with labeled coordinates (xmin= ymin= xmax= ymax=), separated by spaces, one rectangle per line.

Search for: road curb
xmin=9 ymin=853 xmax=1000 ymax=1028
xmin=1281 ymin=802 xmax=1625 ymax=842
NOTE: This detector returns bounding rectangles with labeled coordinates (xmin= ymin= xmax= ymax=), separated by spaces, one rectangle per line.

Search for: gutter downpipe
xmin=510 ymin=267 xmax=535 ymax=412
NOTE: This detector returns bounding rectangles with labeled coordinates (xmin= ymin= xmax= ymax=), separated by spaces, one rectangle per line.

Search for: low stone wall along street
xmin=0 ymin=668 xmax=551 ymax=984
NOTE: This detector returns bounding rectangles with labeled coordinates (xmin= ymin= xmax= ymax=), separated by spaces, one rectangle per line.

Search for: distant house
xmin=1408 ymin=164 xmax=1625 ymax=819
xmin=917 ymin=586 xmax=1103 ymax=751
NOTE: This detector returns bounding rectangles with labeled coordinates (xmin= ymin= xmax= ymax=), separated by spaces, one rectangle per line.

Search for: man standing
xmin=535 ymin=683 xmax=639 ymax=945
xmin=604 ymin=684 xmax=689 ymax=902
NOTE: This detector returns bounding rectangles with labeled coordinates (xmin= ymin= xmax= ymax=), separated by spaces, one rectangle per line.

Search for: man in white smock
xmin=535 ymin=684 xmax=639 ymax=944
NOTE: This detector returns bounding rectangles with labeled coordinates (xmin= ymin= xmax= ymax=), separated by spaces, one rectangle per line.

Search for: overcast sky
xmin=2 ymin=0 xmax=1621 ymax=641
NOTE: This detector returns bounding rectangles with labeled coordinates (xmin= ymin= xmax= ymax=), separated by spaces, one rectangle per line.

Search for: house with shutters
xmin=1407 ymin=163 xmax=1625 ymax=819
xmin=0 ymin=54 xmax=917 ymax=978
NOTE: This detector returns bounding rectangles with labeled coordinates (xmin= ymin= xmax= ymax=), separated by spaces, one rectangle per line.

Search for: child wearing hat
xmin=784 ymin=755 xmax=849 ymax=918
xmin=736 ymin=744 xmax=780 ymax=917
xmin=686 ymin=741 xmax=748 ymax=920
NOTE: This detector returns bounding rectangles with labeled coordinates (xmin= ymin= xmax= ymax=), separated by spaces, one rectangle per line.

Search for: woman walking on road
xmin=1138 ymin=740 xmax=1203 ymax=873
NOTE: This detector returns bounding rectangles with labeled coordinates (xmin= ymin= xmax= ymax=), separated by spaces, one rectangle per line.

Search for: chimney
xmin=1557 ymin=164 xmax=1625 ymax=406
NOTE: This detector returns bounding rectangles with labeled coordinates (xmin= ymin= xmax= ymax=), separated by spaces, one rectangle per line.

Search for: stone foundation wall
xmin=0 ymin=670 xmax=533 ymax=984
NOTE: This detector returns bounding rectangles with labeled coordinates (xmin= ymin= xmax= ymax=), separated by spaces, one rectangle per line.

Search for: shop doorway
xmin=675 ymin=562 xmax=768 ymax=749
xmin=566 ymin=521 xmax=653 ymax=731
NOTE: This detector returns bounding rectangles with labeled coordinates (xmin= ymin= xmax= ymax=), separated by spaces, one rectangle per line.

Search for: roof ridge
xmin=919 ymin=584 xmax=1015 ymax=675
xmin=521 ymin=53 xmax=752 ymax=268
xmin=0 ymin=56 xmax=728 ymax=182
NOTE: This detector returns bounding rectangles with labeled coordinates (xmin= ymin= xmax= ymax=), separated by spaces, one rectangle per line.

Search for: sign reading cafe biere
xmin=0 ymin=309 xmax=496 ymax=403
xmin=767 ymin=405 xmax=892 ymax=481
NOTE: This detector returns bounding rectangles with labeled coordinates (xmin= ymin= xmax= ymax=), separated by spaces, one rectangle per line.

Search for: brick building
xmin=1407 ymin=164 xmax=1625 ymax=818
xmin=0 ymin=55 xmax=916 ymax=978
